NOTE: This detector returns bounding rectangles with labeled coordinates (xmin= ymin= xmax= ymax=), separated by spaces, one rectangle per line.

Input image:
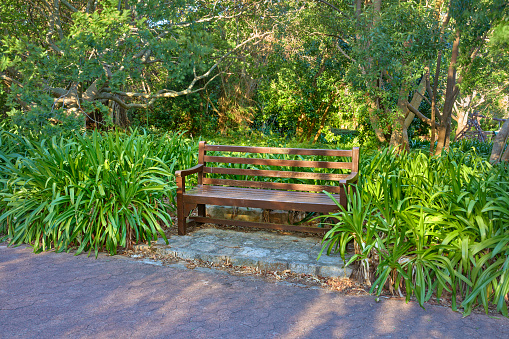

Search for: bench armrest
xmin=340 ymin=172 xmax=358 ymax=184
xmin=175 ymin=164 xmax=204 ymax=177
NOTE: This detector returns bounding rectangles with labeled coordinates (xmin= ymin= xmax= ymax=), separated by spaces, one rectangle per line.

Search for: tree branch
xmin=104 ymin=32 xmax=270 ymax=108
xmin=407 ymin=102 xmax=439 ymax=127
xmin=0 ymin=73 xmax=23 ymax=88
xmin=423 ymin=78 xmax=442 ymax=120
xmin=314 ymin=0 xmax=345 ymax=16
xmin=60 ymin=0 xmax=78 ymax=13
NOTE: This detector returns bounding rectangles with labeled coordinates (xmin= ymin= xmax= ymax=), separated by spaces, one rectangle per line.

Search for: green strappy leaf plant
xmin=0 ymin=129 xmax=197 ymax=256
xmin=321 ymin=147 xmax=509 ymax=316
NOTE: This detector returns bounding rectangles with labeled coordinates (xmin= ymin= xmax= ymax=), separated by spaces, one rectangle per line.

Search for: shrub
xmin=0 ymin=129 xmax=197 ymax=256
xmin=321 ymin=148 xmax=509 ymax=316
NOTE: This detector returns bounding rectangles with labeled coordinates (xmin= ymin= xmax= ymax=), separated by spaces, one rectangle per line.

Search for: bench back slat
xmin=203 ymin=155 xmax=353 ymax=170
xmin=203 ymin=166 xmax=349 ymax=181
xmin=204 ymin=144 xmax=353 ymax=157
xmin=202 ymin=178 xmax=343 ymax=193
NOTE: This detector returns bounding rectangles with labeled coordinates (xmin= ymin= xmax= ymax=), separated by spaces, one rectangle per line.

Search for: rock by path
xmin=1 ymin=244 xmax=508 ymax=338
xmin=141 ymin=228 xmax=352 ymax=279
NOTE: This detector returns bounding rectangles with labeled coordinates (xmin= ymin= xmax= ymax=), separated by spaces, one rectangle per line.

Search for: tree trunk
xmin=501 ymin=144 xmax=509 ymax=162
xmin=428 ymin=67 xmax=438 ymax=155
xmin=389 ymin=65 xmax=411 ymax=152
xmin=490 ymin=118 xmax=509 ymax=164
xmin=389 ymin=94 xmax=410 ymax=152
xmin=435 ymin=30 xmax=460 ymax=155
xmin=453 ymin=93 xmax=476 ymax=141
xmin=454 ymin=109 xmax=469 ymax=141
xmin=367 ymin=95 xmax=387 ymax=143
xmin=313 ymin=93 xmax=336 ymax=143
xmin=404 ymin=76 xmax=427 ymax=129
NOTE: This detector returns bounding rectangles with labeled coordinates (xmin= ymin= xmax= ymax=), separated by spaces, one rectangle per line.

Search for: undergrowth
xmin=320 ymin=148 xmax=509 ymax=316
xmin=0 ymin=129 xmax=197 ymax=256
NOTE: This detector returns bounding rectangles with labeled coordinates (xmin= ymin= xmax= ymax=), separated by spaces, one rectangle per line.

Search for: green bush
xmin=321 ymin=148 xmax=509 ymax=316
xmin=0 ymin=129 xmax=198 ymax=256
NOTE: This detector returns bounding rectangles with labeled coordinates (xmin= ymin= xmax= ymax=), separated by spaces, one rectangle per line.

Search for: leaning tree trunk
xmin=502 ymin=144 xmax=509 ymax=162
xmin=403 ymin=76 xmax=427 ymax=129
xmin=388 ymin=75 xmax=427 ymax=152
xmin=454 ymin=110 xmax=469 ymax=141
xmin=490 ymin=118 xmax=509 ymax=164
xmin=389 ymin=96 xmax=410 ymax=153
xmin=436 ymin=30 xmax=460 ymax=155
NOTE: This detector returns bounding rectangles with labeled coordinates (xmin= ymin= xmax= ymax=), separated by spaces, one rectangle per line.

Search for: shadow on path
xmin=0 ymin=244 xmax=508 ymax=338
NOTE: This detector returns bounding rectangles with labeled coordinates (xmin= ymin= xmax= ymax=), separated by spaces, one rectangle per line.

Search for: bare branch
xmin=0 ymin=73 xmax=23 ymax=88
xmin=407 ymin=102 xmax=440 ymax=127
xmin=104 ymin=32 xmax=271 ymax=108
xmin=171 ymin=10 xmax=247 ymax=28
xmin=425 ymin=73 xmax=442 ymax=120
xmin=60 ymin=0 xmax=78 ymax=13
xmin=314 ymin=0 xmax=345 ymax=16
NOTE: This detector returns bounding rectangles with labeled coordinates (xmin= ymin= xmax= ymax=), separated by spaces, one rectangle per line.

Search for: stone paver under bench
xmin=137 ymin=228 xmax=353 ymax=278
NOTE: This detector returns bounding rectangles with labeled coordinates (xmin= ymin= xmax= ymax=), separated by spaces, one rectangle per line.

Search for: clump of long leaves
xmin=322 ymin=147 xmax=509 ymax=316
xmin=0 ymin=129 xmax=197 ymax=256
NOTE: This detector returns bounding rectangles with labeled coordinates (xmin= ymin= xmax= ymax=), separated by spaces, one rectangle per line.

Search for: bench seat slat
xmin=184 ymin=185 xmax=340 ymax=213
xmin=202 ymin=178 xmax=342 ymax=193
xmin=204 ymin=144 xmax=353 ymax=157
xmin=203 ymin=167 xmax=349 ymax=181
xmin=203 ymin=155 xmax=352 ymax=169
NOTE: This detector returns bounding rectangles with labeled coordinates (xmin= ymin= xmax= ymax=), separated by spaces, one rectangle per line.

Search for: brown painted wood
xmin=197 ymin=203 xmax=206 ymax=226
xmin=190 ymin=217 xmax=331 ymax=234
xmin=184 ymin=203 xmax=197 ymax=216
xmin=198 ymin=141 xmax=206 ymax=185
xmin=175 ymin=164 xmax=203 ymax=177
xmin=352 ymin=147 xmax=360 ymax=173
xmin=198 ymin=141 xmax=206 ymax=164
xmin=184 ymin=185 xmax=340 ymax=213
xmin=203 ymin=167 xmax=349 ymax=181
xmin=204 ymin=144 xmax=353 ymax=157
xmin=175 ymin=143 xmax=359 ymax=236
xmin=339 ymin=185 xmax=347 ymax=207
xmin=203 ymin=155 xmax=352 ymax=169
xmin=176 ymin=176 xmax=186 ymax=235
xmin=344 ymin=172 xmax=358 ymax=184
xmin=202 ymin=178 xmax=342 ymax=193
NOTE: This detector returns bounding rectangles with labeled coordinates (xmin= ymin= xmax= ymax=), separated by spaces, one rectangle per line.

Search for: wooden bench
xmin=175 ymin=142 xmax=359 ymax=235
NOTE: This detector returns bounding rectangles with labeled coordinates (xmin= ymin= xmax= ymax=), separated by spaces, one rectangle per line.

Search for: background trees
xmin=1 ymin=0 xmax=508 ymax=159
xmin=0 ymin=0 xmax=276 ymax=133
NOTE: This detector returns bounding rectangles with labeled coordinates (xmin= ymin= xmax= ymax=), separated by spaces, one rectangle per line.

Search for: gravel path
xmin=1 ymin=244 xmax=508 ymax=338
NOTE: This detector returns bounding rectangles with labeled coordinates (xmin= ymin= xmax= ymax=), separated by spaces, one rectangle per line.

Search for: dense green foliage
xmin=0 ymin=129 xmax=197 ymax=256
xmin=321 ymin=147 xmax=509 ymax=316
xmin=1 ymin=0 xmax=507 ymax=155
xmin=1 ymin=124 xmax=508 ymax=315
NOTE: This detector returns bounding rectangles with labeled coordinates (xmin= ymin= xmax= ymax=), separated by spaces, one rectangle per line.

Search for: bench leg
xmin=177 ymin=193 xmax=186 ymax=236
xmin=340 ymin=185 xmax=347 ymax=208
xmin=197 ymin=204 xmax=206 ymax=225
xmin=177 ymin=208 xmax=186 ymax=235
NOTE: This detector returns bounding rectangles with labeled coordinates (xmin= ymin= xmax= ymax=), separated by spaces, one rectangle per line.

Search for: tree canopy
xmin=1 ymin=0 xmax=508 ymax=157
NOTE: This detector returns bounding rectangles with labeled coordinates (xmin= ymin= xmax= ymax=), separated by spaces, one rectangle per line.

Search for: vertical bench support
xmin=197 ymin=141 xmax=206 ymax=223
xmin=349 ymin=147 xmax=360 ymax=196
xmin=176 ymin=175 xmax=186 ymax=235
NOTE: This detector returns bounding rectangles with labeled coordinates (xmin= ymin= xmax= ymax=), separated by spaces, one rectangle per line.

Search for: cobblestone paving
xmin=143 ymin=228 xmax=352 ymax=278
xmin=1 ymin=244 xmax=509 ymax=338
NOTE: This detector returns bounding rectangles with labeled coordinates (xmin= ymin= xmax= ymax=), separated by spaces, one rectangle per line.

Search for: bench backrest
xmin=197 ymin=142 xmax=359 ymax=194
